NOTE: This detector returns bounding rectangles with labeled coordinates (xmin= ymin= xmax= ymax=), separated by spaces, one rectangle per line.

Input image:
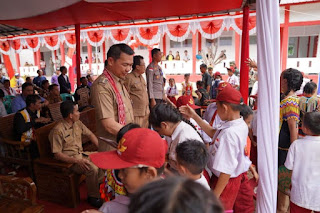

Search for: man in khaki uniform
xmin=124 ymin=55 xmax=149 ymax=128
xmin=49 ymin=101 xmax=102 ymax=207
xmin=146 ymin=48 xmax=166 ymax=108
xmin=91 ymin=44 xmax=134 ymax=151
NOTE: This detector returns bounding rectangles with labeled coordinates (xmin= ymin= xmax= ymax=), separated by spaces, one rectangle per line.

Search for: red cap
xmin=216 ymin=82 xmax=243 ymax=104
xmin=214 ymin=71 xmax=221 ymax=78
xmin=226 ymin=66 xmax=235 ymax=73
xmin=90 ymin=128 xmax=167 ymax=169
xmin=176 ymin=95 xmax=200 ymax=109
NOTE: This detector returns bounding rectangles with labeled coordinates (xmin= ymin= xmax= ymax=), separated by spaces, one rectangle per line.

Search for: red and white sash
xmin=103 ymin=69 xmax=126 ymax=125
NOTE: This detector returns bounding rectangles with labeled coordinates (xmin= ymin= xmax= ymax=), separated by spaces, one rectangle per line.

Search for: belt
xmin=278 ymin=147 xmax=289 ymax=151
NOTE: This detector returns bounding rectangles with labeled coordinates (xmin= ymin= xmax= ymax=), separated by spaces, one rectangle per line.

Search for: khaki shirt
xmin=47 ymin=93 xmax=62 ymax=104
xmin=124 ymin=71 xmax=149 ymax=117
xmin=49 ymin=120 xmax=92 ymax=158
xmin=146 ymin=61 xmax=164 ymax=100
xmin=91 ymin=72 xmax=134 ymax=145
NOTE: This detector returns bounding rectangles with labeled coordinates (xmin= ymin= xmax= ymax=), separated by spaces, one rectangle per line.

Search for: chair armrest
xmin=34 ymin=158 xmax=73 ymax=169
xmin=0 ymin=137 xmax=30 ymax=147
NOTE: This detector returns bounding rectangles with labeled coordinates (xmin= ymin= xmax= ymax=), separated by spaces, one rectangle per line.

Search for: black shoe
xmin=87 ymin=197 xmax=103 ymax=208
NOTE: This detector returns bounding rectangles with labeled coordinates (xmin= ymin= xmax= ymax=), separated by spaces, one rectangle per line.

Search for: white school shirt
xmin=165 ymin=121 xmax=203 ymax=170
xmin=166 ymin=86 xmax=179 ymax=96
xmin=285 ymin=136 xmax=320 ymax=211
xmin=195 ymin=174 xmax=210 ymax=190
xmin=2 ymin=87 xmax=16 ymax=96
xmin=190 ymin=118 xmax=212 ymax=143
xmin=208 ymin=118 xmax=251 ymax=178
xmin=227 ymin=74 xmax=239 ymax=87
xmin=202 ymin=103 xmax=222 ymax=129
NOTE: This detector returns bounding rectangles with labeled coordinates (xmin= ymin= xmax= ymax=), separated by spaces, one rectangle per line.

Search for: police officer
xmin=124 ymin=55 xmax=149 ymax=128
xmin=146 ymin=48 xmax=165 ymax=108
xmin=91 ymin=44 xmax=134 ymax=151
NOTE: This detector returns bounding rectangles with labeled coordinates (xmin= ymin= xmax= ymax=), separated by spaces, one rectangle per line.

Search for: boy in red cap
xmin=226 ymin=66 xmax=239 ymax=89
xmin=180 ymin=82 xmax=252 ymax=212
xmin=87 ymin=128 xmax=167 ymax=213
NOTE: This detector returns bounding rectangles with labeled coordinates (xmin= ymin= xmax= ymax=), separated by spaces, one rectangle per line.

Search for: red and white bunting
xmin=86 ymin=30 xmax=105 ymax=47
xmin=164 ymin=23 xmax=191 ymax=42
xmin=197 ymin=19 xmax=225 ymax=39
xmin=43 ymin=35 xmax=60 ymax=50
xmin=135 ymin=26 xmax=161 ymax=45
xmin=109 ymin=28 xmax=132 ymax=44
xmin=10 ymin=38 xmax=22 ymax=53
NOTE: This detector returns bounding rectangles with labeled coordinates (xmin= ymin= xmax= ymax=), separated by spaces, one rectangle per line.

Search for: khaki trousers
xmin=70 ymin=156 xmax=101 ymax=198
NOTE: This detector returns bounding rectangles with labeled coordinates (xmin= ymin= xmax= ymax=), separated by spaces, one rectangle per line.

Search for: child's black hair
xmin=149 ymin=103 xmax=203 ymax=139
xmin=303 ymin=112 xmax=320 ymax=135
xmin=128 ymin=177 xmax=223 ymax=213
xmin=303 ymin=81 xmax=317 ymax=95
xmin=282 ymin=68 xmax=303 ymax=95
xmin=196 ymin=81 xmax=204 ymax=88
xmin=240 ymin=104 xmax=253 ymax=120
xmin=176 ymin=140 xmax=208 ymax=175
xmin=116 ymin=123 xmax=141 ymax=143
xmin=0 ymin=89 xmax=4 ymax=99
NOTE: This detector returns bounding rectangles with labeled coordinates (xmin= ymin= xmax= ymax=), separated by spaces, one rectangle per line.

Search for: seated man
xmin=2 ymin=79 xmax=17 ymax=96
xmin=11 ymin=82 xmax=48 ymax=113
xmin=74 ymin=77 xmax=90 ymax=108
xmin=49 ymin=101 xmax=102 ymax=208
xmin=47 ymin=84 xmax=62 ymax=104
xmin=13 ymin=95 xmax=51 ymax=157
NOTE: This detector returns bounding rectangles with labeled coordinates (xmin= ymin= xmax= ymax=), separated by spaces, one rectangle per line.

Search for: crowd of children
xmin=79 ymin=65 xmax=320 ymax=213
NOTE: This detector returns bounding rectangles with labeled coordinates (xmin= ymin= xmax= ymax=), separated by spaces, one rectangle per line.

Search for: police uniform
xmin=146 ymin=61 xmax=164 ymax=104
xmin=49 ymin=120 xmax=100 ymax=198
xmin=124 ymin=71 xmax=149 ymax=128
xmin=91 ymin=72 xmax=134 ymax=151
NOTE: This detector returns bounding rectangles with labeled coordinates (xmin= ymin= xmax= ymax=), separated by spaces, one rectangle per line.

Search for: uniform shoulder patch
xmin=98 ymin=77 xmax=108 ymax=84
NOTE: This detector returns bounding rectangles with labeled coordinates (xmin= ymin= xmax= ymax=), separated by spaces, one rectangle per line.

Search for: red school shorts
xmin=290 ymin=201 xmax=320 ymax=213
xmin=210 ymin=173 xmax=243 ymax=211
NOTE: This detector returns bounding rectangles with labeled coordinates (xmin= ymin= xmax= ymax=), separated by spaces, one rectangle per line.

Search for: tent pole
xmin=75 ymin=23 xmax=81 ymax=86
xmin=239 ymin=6 xmax=250 ymax=104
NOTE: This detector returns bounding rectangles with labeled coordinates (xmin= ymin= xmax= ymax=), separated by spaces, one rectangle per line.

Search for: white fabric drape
xmin=256 ymin=0 xmax=280 ymax=212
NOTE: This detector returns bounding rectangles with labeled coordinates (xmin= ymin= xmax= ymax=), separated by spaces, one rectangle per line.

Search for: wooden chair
xmin=33 ymin=122 xmax=82 ymax=208
xmin=0 ymin=114 xmax=34 ymax=179
xmin=33 ymin=108 xmax=96 ymax=208
xmin=0 ymin=175 xmax=44 ymax=213
xmin=48 ymin=102 xmax=62 ymax=121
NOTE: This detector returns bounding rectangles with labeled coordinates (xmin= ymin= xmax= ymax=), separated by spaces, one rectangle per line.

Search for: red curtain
xmin=3 ymin=55 xmax=15 ymax=79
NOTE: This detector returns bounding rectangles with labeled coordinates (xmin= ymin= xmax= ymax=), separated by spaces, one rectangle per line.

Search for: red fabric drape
xmin=167 ymin=23 xmax=189 ymax=37
xmin=111 ymin=29 xmax=130 ymax=42
xmin=75 ymin=24 xmax=81 ymax=87
xmin=60 ymin=42 xmax=65 ymax=66
xmin=65 ymin=33 xmax=76 ymax=46
xmin=87 ymin=30 xmax=104 ymax=44
xmin=67 ymin=47 xmax=76 ymax=91
xmin=87 ymin=42 xmax=92 ymax=70
xmin=102 ymin=42 xmax=106 ymax=62
xmin=44 ymin=35 xmax=59 ymax=48
xmin=10 ymin=39 xmax=22 ymax=52
xmin=239 ymin=6 xmax=250 ymax=104
xmin=138 ymin=26 xmax=159 ymax=40
xmin=3 ymin=55 xmax=14 ymax=79
xmin=25 ymin=37 xmax=40 ymax=50
xmin=0 ymin=40 xmax=10 ymax=54
xmin=235 ymin=16 xmax=256 ymax=31
xmin=200 ymin=19 xmax=224 ymax=34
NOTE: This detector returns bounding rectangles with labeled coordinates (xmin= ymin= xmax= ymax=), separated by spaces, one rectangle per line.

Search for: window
xmin=205 ymin=38 xmax=218 ymax=47
xmin=249 ymin=36 xmax=257 ymax=45
xmin=288 ymin=36 xmax=318 ymax=58
xmin=170 ymin=38 xmax=193 ymax=48
xmin=219 ymin=37 xmax=232 ymax=46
